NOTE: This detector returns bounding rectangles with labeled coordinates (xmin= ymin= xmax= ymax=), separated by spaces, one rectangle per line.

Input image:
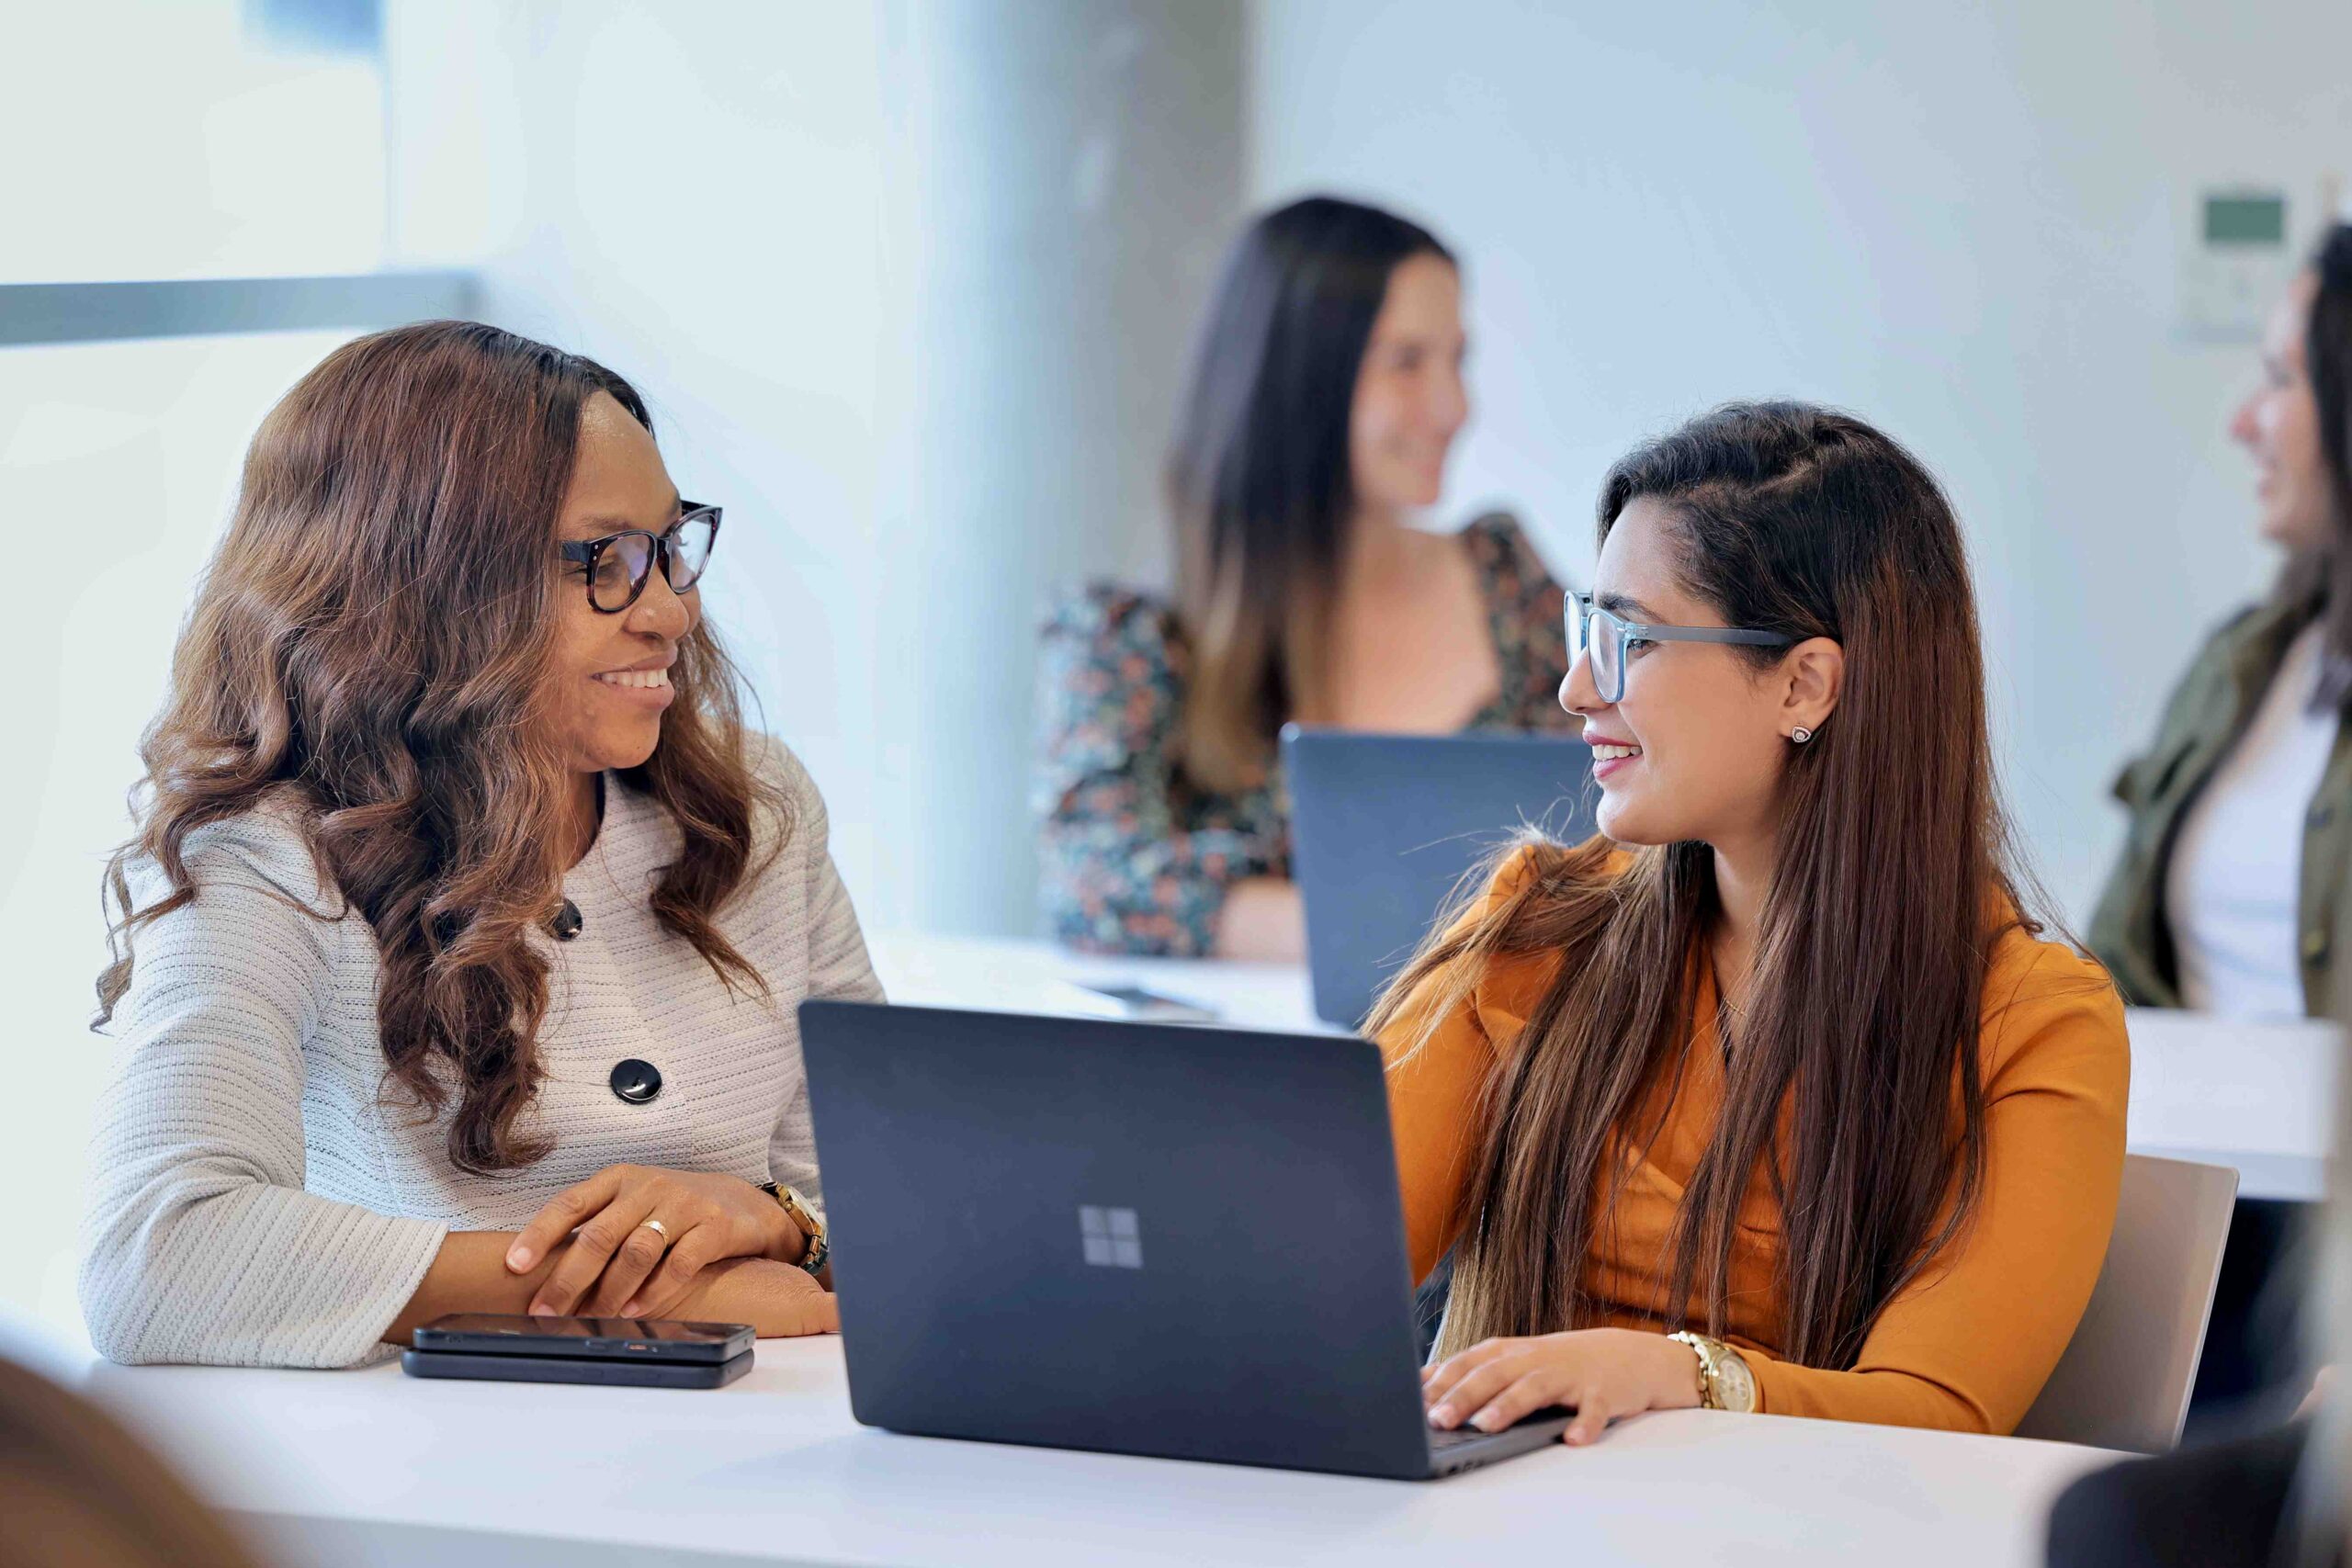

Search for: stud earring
xmin=1791 ymin=727 xmax=1813 ymax=744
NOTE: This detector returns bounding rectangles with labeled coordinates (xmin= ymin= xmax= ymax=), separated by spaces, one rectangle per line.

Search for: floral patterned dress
xmin=1033 ymin=513 xmax=1576 ymax=956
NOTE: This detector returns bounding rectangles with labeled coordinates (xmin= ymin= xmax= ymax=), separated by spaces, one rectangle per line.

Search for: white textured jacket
xmin=81 ymin=740 xmax=881 ymax=1368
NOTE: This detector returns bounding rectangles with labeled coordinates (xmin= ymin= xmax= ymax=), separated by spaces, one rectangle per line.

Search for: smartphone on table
xmin=403 ymin=1314 xmax=756 ymax=1390
xmin=1072 ymin=981 xmax=1221 ymax=1024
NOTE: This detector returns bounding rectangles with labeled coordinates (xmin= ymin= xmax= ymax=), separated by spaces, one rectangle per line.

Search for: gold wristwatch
xmin=760 ymin=1183 xmax=830 ymax=1276
xmin=1668 ymin=1331 xmax=1758 ymax=1413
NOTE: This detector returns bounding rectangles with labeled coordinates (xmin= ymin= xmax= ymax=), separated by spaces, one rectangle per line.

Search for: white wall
xmin=2 ymin=329 xmax=367 ymax=1332
xmin=4 ymin=3 xmax=398 ymax=1341
xmin=1250 ymin=0 xmax=2352 ymax=919
xmin=390 ymin=0 xmax=900 ymax=919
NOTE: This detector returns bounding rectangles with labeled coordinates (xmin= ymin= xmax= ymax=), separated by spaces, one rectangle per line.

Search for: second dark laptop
xmin=1282 ymin=726 xmax=1597 ymax=1029
xmin=798 ymin=1000 xmax=1572 ymax=1481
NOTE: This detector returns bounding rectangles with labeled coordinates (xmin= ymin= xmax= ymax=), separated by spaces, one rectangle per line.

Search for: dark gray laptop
xmin=797 ymin=1000 xmax=1571 ymax=1480
xmin=1282 ymin=726 xmax=1597 ymax=1029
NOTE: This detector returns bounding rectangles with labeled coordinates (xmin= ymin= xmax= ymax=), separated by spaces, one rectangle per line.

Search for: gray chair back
xmin=2013 ymin=1154 xmax=2238 ymax=1452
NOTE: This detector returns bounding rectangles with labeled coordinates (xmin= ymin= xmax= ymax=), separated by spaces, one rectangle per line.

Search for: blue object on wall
xmin=243 ymin=0 xmax=381 ymax=59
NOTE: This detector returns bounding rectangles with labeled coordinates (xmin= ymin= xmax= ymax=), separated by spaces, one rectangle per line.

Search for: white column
xmin=875 ymin=0 xmax=1244 ymax=934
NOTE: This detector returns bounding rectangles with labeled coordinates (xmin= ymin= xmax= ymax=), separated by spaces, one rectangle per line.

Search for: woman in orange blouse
xmin=1376 ymin=401 xmax=2129 ymax=1447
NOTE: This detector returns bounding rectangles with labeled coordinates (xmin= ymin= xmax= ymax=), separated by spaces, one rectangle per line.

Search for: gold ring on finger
xmin=639 ymin=1218 xmax=672 ymax=1246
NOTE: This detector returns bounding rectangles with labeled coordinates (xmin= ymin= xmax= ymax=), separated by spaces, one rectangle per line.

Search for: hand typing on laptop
xmin=1423 ymin=1327 xmax=1705 ymax=1447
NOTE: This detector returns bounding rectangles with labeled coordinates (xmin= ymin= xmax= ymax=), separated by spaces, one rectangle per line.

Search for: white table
xmin=869 ymin=932 xmax=2342 ymax=1202
xmin=41 ymin=931 xmax=2324 ymax=1568
xmin=867 ymin=930 xmax=1332 ymax=1034
xmin=61 ymin=1333 xmax=2115 ymax=1568
xmin=2118 ymin=1007 xmax=2336 ymax=1202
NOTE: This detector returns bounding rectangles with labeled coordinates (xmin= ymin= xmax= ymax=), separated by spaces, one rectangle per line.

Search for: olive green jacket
xmin=2086 ymin=597 xmax=2352 ymax=1017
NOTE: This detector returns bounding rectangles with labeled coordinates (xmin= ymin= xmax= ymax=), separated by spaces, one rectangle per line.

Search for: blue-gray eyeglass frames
xmin=1566 ymin=592 xmax=1794 ymax=705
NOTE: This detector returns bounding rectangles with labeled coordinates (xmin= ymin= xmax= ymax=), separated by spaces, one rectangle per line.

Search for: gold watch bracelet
xmin=758 ymin=1182 xmax=831 ymax=1276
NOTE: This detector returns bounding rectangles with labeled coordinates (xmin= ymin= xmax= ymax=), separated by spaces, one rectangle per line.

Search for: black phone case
xmin=411 ymin=1318 xmax=753 ymax=1363
xmin=401 ymin=1348 xmax=755 ymax=1390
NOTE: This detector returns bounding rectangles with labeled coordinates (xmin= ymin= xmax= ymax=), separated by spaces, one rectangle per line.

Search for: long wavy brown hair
xmin=1371 ymin=401 xmax=2079 ymax=1368
xmin=96 ymin=321 xmax=785 ymax=1175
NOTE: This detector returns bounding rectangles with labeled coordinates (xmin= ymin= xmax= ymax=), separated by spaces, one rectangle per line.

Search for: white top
xmin=78 ymin=739 xmax=882 ymax=1370
xmin=66 ymin=1334 xmax=2118 ymax=1568
xmin=2165 ymin=622 xmax=2338 ymax=1018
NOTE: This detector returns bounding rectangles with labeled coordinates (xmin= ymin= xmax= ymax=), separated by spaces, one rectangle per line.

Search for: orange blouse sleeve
xmin=1744 ymin=941 xmax=2131 ymax=1433
xmin=1375 ymin=846 xmax=1565 ymax=1287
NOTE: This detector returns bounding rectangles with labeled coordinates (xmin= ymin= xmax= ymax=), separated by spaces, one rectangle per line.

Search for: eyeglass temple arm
xmin=1636 ymin=626 xmax=1795 ymax=648
xmin=1571 ymin=594 xmax=1792 ymax=649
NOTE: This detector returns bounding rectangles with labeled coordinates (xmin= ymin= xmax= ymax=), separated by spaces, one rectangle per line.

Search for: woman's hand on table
xmin=504 ymin=1165 xmax=806 ymax=1319
xmin=1422 ymin=1327 xmax=1703 ymax=1447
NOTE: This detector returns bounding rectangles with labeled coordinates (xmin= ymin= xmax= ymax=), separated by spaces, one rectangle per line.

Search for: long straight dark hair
xmin=1165 ymin=195 xmax=1454 ymax=792
xmin=2279 ymin=229 xmax=2352 ymax=1566
xmin=1371 ymin=401 xmax=2063 ymax=1368
xmin=2288 ymin=222 xmax=2352 ymax=702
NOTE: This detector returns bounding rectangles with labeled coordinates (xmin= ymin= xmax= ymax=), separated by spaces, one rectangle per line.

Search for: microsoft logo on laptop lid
xmin=1079 ymin=1205 xmax=1144 ymax=1269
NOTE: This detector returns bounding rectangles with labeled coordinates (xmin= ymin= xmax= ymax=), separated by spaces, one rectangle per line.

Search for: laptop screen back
xmin=1283 ymin=727 xmax=1597 ymax=1029
xmin=799 ymin=1000 xmax=1440 ymax=1478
